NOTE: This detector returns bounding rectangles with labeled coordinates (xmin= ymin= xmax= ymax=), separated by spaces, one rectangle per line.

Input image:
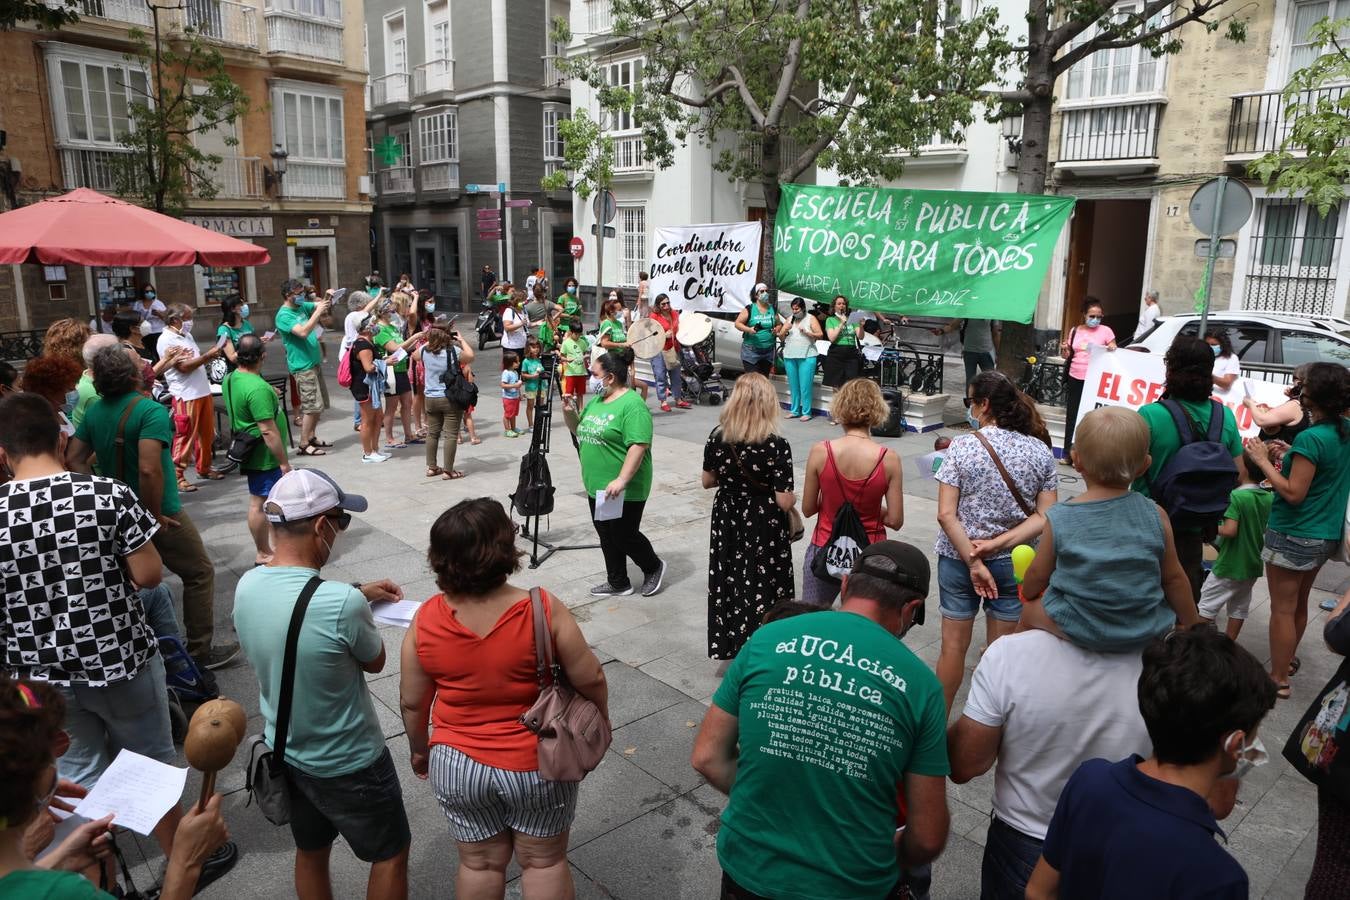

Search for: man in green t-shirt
xmin=1130 ymin=336 xmax=1244 ymax=599
xmin=274 ymin=278 xmax=331 ymax=453
xmin=67 ymin=345 xmax=235 ymax=671
xmin=693 ymin=541 xmax=951 ymax=900
xmin=224 ymin=334 xmax=291 ymax=566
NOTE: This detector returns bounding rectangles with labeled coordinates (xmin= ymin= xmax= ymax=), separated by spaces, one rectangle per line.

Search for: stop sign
xmin=569 ymin=237 xmax=584 ymax=260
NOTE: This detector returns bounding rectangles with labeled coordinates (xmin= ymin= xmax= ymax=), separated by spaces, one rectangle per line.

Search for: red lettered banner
xmin=1074 ymin=345 xmax=1289 ymax=443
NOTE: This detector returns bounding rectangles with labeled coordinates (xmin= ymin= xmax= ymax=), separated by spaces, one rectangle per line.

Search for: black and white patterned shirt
xmin=0 ymin=473 xmax=160 ymax=686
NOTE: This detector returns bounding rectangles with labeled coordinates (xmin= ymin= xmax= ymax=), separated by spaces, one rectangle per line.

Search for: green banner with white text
xmin=773 ymin=184 xmax=1075 ymax=323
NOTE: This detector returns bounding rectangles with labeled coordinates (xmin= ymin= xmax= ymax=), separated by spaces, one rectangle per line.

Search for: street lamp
xmin=264 ymin=143 xmax=288 ymax=195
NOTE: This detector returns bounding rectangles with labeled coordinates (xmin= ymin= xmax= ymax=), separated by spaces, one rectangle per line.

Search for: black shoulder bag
xmin=245 ymin=575 xmax=323 ymax=825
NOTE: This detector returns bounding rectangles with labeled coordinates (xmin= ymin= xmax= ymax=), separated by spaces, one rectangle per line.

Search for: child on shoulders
xmin=1020 ymin=406 xmax=1199 ymax=651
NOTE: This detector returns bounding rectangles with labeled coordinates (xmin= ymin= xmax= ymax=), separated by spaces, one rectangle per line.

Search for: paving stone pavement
xmin=116 ymin=351 xmax=1341 ymax=899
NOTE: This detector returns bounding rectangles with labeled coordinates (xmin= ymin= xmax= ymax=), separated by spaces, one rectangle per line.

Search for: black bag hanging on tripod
xmin=512 ymin=444 xmax=556 ymax=517
xmin=440 ymin=345 xmax=479 ymax=409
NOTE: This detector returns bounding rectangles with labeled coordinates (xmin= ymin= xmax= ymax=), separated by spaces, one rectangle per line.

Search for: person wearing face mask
xmin=500 ymin=288 xmax=530 ymax=366
xmin=777 ymin=297 xmax=823 ymax=420
xmin=134 ymin=285 xmax=169 ymax=362
xmin=216 ymin=295 xmax=266 ymax=369
xmin=649 ymin=293 xmax=688 ymax=411
xmin=159 ymin=303 xmax=226 ymax=487
xmin=734 ymin=283 xmax=783 ymax=377
xmin=1205 ymin=330 xmax=1241 ymax=391
xmin=275 ymin=278 xmax=334 ymax=455
xmin=608 ymin=289 xmax=650 ymax=400
xmin=234 ymin=469 xmax=412 ymax=900
xmin=573 ymin=351 xmax=666 ymax=597
xmin=821 ymin=294 xmax=863 ymax=392
xmin=1026 ymin=628 xmax=1274 ymax=900
xmin=1058 ymin=298 xmax=1117 ymax=460
xmin=558 ymin=277 xmax=582 ymax=319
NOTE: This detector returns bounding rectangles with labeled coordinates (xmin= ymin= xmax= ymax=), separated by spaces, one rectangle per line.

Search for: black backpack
xmin=511 ymin=448 xmax=556 ymax=517
xmin=439 ymin=346 xmax=479 ymax=409
xmin=810 ymin=446 xmax=884 ymax=584
xmin=1150 ymin=398 xmax=1239 ymax=530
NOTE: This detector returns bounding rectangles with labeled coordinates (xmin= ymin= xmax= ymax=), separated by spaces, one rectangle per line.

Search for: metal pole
xmin=595 ymin=191 xmax=605 ymax=317
xmin=500 ymin=188 xmax=510 ymax=284
xmin=1198 ymin=175 xmax=1227 ymax=337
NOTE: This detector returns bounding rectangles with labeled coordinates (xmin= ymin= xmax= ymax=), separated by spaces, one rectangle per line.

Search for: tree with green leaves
xmin=553 ymin=0 xmax=1010 ymax=291
xmin=116 ymin=4 xmax=249 ymax=213
xmin=541 ymin=109 xmax=614 ymax=303
xmin=993 ymin=0 xmax=1247 ymax=368
xmin=0 ymin=0 xmax=78 ymax=31
xmin=1249 ymin=17 xmax=1350 ymax=217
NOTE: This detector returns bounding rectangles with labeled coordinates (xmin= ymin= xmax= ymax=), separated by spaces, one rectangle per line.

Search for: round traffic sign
xmin=592 ymin=190 xmax=618 ymax=225
xmin=1188 ymin=178 xmax=1254 ymax=238
xmin=569 ymin=237 xmax=584 ymax=260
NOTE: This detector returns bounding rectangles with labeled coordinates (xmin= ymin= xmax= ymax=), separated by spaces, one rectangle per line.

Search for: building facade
xmin=363 ymin=0 xmax=573 ymax=310
xmin=1044 ymin=0 xmax=1349 ymax=339
xmin=0 ymin=0 xmax=372 ymax=333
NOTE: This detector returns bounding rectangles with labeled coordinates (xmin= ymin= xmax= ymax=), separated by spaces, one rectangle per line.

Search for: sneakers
xmin=660 ymin=402 xmax=672 ymax=412
xmin=640 ymin=559 xmax=667 ymax=597
xmin=590 ymin=582 xmax=634 ymax=597
xmin=505 ymin=430 xmax=521 ymax=438
xmin=676 ymin=399 xmax=692 ymax=409
xmin=197 ymin=642 xmax=241 ymax=671
xmin=362 ymin=452 xmax=390 ymax=463
xmin=193 ymin=841 xmax=240 ymax=895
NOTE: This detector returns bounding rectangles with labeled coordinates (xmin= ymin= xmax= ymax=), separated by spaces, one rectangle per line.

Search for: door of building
xmin=1062 ymin=199 xmax=1151 ymax=342
xmin=296 ymin=248 xmax=327 ymax=295
xmin=415 ymin=246 xmax=437 ymax=298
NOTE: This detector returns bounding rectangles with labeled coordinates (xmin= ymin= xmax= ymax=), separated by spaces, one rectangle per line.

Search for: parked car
xmin=1129 ymin=312 xmax=1350 ymax=378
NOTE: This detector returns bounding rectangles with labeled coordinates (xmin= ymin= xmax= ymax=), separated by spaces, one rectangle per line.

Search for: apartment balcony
xmin=264 ymin=11 xmax=343 ymax=63
xmin=419 ymin=161 xmax=460 ymax=193
xmin=413 ymin=59 xmax=454 ymax=96
xmin=542 ymin=54 xmax=566 ymax=90
xmin=610 ymin=133 xmax=653 ymax=178
xmin=281 ymin=161 xmax=345 ymax=199
xmin=1226 ymin=86 xmax=1350 ymax=161
xmin=169 ymin=0 xmax=259 ymax=49
xmin=586 ymin=0 xmax=612 ymax=35
xmin=74 ymin=0 xmax=153 ymax=28
xmin=1056 ymin=99 xmax=1163 ymax=175
xmin=195 ymin=155 xmax=263 ymax=200
xmin=888 ymin=131 xmax=969 ymax=167
xmin=742 ymin=134 xmax=803 ymax=171
xmin=59 ymin=146 xmax=132 ymax=194
xmin=368 ymin=73 xmax=409 ymax=108
xmin=377 ymin=166 xmax=414 ymax=196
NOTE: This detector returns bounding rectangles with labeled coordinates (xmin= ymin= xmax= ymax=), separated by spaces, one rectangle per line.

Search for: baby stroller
xmin=680 ymin=338 xmax=724 ymax=405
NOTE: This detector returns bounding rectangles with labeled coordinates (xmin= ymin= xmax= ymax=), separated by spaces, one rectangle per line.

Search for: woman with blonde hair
xmin=801 ymin=378 xmax=904 ymax=606
xmin=702 ymin=373 xmax=796 ymax=658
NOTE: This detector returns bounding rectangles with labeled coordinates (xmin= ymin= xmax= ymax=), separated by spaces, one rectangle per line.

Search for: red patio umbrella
xmin=0 ymin=188 xmax=270 ymax=267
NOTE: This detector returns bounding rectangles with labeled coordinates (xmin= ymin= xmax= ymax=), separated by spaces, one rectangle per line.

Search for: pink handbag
xmin=519 ymin=588 xmax=611 ymax=782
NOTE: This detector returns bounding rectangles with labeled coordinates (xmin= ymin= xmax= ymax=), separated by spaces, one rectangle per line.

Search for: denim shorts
xmin=284 ymin=747 xmax=411 ymax=862
xmin=245 ymin=467 xmax=284 ymax=498
xmin=1261 ymin=529 xmax=1339 ymax=572
xmin=57 ymin=654 xmax=175 ymax=788
xmin=937 ymin=555 xmax=1023 ymax=623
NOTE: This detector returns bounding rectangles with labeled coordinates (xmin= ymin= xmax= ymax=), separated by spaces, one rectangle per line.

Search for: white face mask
xmin=181 ymin=320 xmax=194 ymax=336
xmin=239 ymin=304 xmax=250 ymax=319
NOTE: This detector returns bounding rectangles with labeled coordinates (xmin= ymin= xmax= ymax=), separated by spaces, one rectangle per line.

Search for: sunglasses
xmin=324 ymin=511 xmax=352 ymax=531
xmin=962 ymin=396 xmax=978 ymax=408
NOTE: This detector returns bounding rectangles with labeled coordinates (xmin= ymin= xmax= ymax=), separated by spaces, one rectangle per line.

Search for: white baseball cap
xmin=264 ymin=469 xmax=368 ymax=523
xmin=754 ymin=282 xmax=769 ymax=293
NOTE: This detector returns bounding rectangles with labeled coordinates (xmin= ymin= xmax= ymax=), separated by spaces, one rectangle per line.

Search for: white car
xmin=1129 ymin=312 xmax=1350 ymax=377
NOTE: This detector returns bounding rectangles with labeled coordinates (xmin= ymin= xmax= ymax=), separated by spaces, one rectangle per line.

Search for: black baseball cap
xmin=852 ymin=540 xmax=930 ymax=595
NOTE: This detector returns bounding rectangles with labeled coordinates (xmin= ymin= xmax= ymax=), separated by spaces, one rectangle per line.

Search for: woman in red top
xmin=801 ymin=379 xmax=904 ymax=606
xmin=648 ymin=293 xmax=690 ymax=411
xmin=399 ymin=498 xmax=607 ymax=899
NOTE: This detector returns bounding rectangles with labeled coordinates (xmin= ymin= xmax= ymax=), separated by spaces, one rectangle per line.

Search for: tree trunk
xmin=761 ymin=128 xmax=781 ymax=301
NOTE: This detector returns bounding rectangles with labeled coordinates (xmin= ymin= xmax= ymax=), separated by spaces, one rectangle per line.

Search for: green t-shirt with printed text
xmin=577 ymin=389 xmax=653 ymax=501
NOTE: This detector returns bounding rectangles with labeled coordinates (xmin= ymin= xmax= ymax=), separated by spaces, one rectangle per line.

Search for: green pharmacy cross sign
xmin=375 ymin=135 xmax=404 ymax=167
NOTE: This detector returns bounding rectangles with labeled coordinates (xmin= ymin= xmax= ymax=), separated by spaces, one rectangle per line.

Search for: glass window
xmin=276 ymin=87 xmax=344 ymax=162
xmin=1301 ymin=204 xmax=1339 ymax=268
xmin=417 ymin=109 xmax=457 ymax=163
xmin=61 ymin=61 xmax=88 ymax=141
xmin=605 ymin=58 xmax=642 ymax=132
xmin=618 ymin=205 xmax=646 ymax=286
xmin=1290 ymin=0 xmax=1336 ymax=72
xmin=1229 ymin=324 xmax=1271 ymax=363
xmin=1257 ymin=202 xmax=1298 ymax=267
xmin=53 ymin=58 xmax=146 ymax=146
xmin=543 ymin=106 xmax=563 ymax=159
xmin=1281 ymin=331 xmax=1350 ymax=366
xmin=1063 ymin=2 xmax=1167 ymax=100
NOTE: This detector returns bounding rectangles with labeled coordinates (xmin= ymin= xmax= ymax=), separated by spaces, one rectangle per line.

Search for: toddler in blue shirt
xmin=1020 ymin=406 xmax=1198 ymax=651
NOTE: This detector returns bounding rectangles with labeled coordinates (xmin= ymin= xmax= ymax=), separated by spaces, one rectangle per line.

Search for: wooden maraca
xmin=183 ymin=698 xmax=246 ymax=812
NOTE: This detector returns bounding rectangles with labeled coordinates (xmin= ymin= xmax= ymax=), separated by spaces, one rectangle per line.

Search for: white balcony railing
xmin=420 ymin=161 xmax=460 ymax=192
xmin=171 ymin=0 xmax=259 ymax=48
xmin=611 ymin=133 xmax=652 ymax=175
xmin=378 ymin=166 xmax=414 ymax=195
xmin=742 ymin=133 xmax=801 ymax=170
xmin=264 ymin=11 xmax=344 ymax=62
xmin=414 ymin=58 xmax=454 ymax=95
xmin=544 ymin=159 xmax=563 ymax=178
xmin=199 ymin=155 xmax=263 ymax=199
xmin=543 ymin=54 xmax=565 ymax=88
xmin=1059 ymin=100 xmax=1163 ymax=162
xmin=77 ymin=0 xmax=153 ymax=27
xmin=281 ymin=161 xmax=345 ymax=199
xmin=368 ymin=73 xmax=409 ymax=106
xmin=586 ymin=0 xmax=612 ymax=34
xmin=59 ymin=146 xmax=132 ymax=193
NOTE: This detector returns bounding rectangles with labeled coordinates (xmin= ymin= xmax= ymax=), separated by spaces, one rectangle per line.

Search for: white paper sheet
xmin=74 ymin=750 xmax=186 ymax=836
xmin=914 ymin=451 xmax=945 ymax=481
xmin=387 ymin=347 xmax=408 ymax=365
xmin=593 ymin=490 xmax=624 ymax=522
xmin=371 ymin=599 xmax=420 ymax=628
